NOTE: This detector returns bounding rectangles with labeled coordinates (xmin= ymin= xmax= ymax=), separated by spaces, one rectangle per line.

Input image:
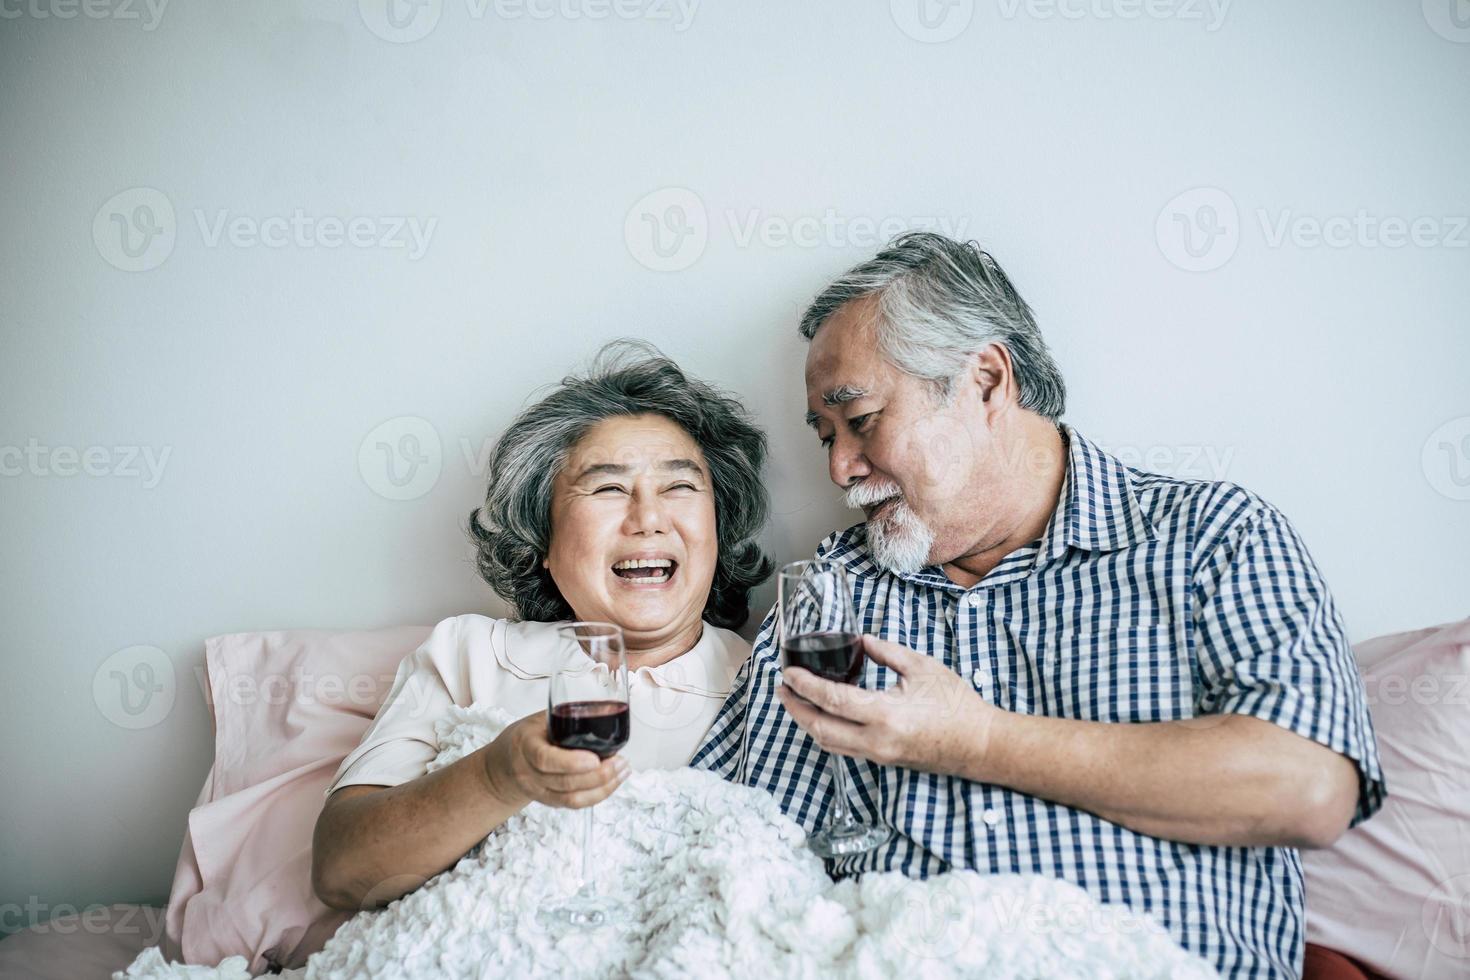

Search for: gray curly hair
xmin=798 ymin=231 xmax=1067 ymax=419
xmin=467 ymin=341 xmax=774 ymax=631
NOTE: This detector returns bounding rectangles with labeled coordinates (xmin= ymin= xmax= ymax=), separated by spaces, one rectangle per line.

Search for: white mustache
xmin=845 ymin=479 xmax=904 ymax=511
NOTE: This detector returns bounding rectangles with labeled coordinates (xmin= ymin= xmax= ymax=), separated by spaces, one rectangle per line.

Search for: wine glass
xmin=777 ymin=560 xmax=892 ymax=859
xmin=536 ymin=621 xmax=630 ymax=928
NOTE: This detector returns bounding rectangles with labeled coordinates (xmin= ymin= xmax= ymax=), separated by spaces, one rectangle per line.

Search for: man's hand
xmin=777 ymin=635 xmax=1002 ymax=775
xmin=482 ymin=710 xmax=629 ymax=810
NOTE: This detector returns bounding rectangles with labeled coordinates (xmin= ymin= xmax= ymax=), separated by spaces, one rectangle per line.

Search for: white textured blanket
xmin=119 ymin=704 xmax=1216 ymax=979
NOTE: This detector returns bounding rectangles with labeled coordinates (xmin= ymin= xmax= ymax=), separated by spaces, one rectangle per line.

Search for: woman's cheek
xmin=676 ymin=502 xmax=719 ymax=573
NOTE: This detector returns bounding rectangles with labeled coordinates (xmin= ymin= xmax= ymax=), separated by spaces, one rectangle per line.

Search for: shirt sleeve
xmin=1192 ymin=501 xmax=1386 ymax=826
xmin=323 ymin=629 xmax=458 ymax=798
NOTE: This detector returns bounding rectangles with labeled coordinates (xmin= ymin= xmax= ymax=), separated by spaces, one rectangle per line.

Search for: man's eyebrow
xmin=806 ymin=385 xmax=869 ymax=429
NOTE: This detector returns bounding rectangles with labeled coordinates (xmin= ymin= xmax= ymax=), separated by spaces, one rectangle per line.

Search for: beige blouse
xmin=325 ymin=613 xmax=750 ymax=796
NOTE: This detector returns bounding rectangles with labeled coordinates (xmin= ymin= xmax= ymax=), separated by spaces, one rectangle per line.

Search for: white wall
xmin=2 ymin=0 xmax=1466 ymax=932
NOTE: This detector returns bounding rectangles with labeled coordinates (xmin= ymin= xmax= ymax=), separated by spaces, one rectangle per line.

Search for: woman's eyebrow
xmin=574 ymin=462 xmax=629 ymax=480
xmin=572 ymin=459 xmax=704 ymax=482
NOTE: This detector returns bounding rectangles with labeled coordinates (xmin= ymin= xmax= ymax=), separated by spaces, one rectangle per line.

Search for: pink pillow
xmin=161 ymin=625 xmax=431 ymax=973
xmin=1303 ymin=618 xmax=1470 ymax=978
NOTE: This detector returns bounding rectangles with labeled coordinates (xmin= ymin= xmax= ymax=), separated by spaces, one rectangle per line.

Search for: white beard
xmin=845 ymin=480 xmax=937 ymax=574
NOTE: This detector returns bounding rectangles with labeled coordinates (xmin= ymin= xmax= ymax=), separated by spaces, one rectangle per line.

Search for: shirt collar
xmin=493 ymin=619 xmax=747 ymax=698
xmin=1040 ymin=423 xmax=1158 ymax=562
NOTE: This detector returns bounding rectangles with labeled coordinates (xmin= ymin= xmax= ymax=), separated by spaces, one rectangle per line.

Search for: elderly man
xmin=692 ymin=233 xmax=1384 ymax=979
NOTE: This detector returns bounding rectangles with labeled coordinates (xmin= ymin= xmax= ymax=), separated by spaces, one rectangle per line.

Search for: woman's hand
xmin=481 ymin=710 xmax=629 ymax=810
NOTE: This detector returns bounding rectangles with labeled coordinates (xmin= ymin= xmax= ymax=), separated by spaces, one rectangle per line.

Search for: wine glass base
xmin=535 ymin=895 xmax=624 ymax=930
xmin=807 ymin=821 xmax=892 ymax=859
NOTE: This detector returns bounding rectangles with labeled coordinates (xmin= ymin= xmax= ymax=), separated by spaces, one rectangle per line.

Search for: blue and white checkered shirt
xmin=691 ymin=424 xmax=1385 ymax=979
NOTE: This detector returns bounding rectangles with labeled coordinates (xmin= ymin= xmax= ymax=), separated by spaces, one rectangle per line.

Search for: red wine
xmin=783 ymin=632 xmax=864 ymax=685
xmin=548 ymin=700 xmax=630 ymax=758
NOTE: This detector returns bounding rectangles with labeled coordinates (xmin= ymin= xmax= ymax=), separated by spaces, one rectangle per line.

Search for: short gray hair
xmin=467 ymin=340 xmax=774 ymax=631
xmin=797 ymin=232 xmax=1067 ymax=420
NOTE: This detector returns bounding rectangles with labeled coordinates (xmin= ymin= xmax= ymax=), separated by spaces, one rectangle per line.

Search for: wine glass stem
xmin=577 ymin=804 xmax=595 ymax=897
xmin=826 ymin=752 xmax=853 ymax=829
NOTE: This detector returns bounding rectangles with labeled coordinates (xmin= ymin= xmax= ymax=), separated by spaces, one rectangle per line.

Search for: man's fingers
xmin=778 ymin=685 xmax=866 ymax=753
xmin=860 ymin=635 xmax=923 ymax=673
xmin=782 ymin=666 xmax=876 ymax=722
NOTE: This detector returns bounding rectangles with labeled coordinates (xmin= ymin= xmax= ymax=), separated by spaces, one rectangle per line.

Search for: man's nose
xmin=828 ymin=436 xmax=872 ymax=489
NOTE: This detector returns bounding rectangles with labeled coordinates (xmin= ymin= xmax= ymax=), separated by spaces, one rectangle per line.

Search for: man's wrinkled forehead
xmin=804 ymin=297 xmax=884 ymax=418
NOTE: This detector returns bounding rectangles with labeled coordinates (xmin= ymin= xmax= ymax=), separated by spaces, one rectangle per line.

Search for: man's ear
xmin=971 ymin=343 xmax=1016 ymax=408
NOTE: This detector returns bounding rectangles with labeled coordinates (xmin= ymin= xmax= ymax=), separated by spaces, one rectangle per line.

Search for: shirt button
xmin=965 ymin=593 xmax=982 ymax=607
xmin=971 ymin=667 xmax=991 ymax=687
xmin=982 ymin=808 xmax=1001 ymax=827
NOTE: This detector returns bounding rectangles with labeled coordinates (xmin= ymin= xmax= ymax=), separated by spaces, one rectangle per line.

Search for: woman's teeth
xmin=612 ymin=559 xmax=675 ymax=584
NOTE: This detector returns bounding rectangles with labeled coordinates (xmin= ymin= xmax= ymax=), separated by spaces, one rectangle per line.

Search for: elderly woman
xmin=311 ymin=343 xmax=772 ymax=911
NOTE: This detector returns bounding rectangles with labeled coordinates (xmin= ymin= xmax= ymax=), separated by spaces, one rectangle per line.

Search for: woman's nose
xmin=623 ymin=488 xmax=669 ymax=535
